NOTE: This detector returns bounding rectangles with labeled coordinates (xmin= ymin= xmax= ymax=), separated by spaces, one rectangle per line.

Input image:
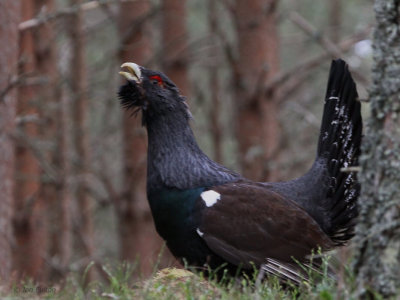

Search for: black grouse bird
xmin=118 ymin=59 xmax=362 ymax=283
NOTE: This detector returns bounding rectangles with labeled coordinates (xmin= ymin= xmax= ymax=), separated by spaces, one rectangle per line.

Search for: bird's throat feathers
xmin=142 ymin=94 xmax=192 ymax=126
xmin=146 ymin=113 xmax=240 ymax=191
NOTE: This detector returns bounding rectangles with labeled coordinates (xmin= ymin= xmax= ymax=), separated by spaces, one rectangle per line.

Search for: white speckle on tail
xmin=196 ymin=228 xmax=204 ymax=237
xmin=322 ymin=131 xmax=329 ymax=141
xmin=201 ymin=190 xmax=221 ymax=207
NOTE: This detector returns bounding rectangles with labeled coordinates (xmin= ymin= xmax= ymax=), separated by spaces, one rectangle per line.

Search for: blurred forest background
xmin=0 ymin=0 xmax=373 ymax=287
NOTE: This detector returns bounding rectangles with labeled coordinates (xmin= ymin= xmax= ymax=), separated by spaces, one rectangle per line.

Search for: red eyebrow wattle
xmin=150 ymin=75 xmax=163 ymax=83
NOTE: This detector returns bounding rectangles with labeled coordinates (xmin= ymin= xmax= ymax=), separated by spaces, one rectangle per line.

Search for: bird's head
xmin=118 ymin=62 xmax=191 ymax=125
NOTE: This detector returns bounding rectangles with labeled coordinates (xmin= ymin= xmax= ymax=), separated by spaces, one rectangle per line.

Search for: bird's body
xmin=118 ymin=60 xmax=362 ymax=282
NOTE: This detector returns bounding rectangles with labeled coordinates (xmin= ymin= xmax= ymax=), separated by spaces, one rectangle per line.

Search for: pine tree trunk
xmin=353 ymin=0 xmax=400 ymax=297
xmin=33 ymin=0 xmax=71 ymax=280
xmin=208 ymin=0 xmax=223 ymax=163
xmin=328 ymin=0 xmax=341 ymax=43
xmin=13 ymin=0 xmax=48 ymax=281
xmin=69 ymin=0 xmax=95 ymax=281
xmin=233 ymin=0 xmax=281 ymax=181
xmin=0 ymin=0 xmax=20 ymax=283
xmin=161 ymin=0 xmax=190 ymax=96
xmin=57 ymin=94 xmax=72 ymax=275
xmin=118 ymin=0 xmax=172 ymax=276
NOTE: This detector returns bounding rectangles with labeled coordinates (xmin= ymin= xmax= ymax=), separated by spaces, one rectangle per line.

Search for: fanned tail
xmin=317 ymin=59 xmax=362 ymax=245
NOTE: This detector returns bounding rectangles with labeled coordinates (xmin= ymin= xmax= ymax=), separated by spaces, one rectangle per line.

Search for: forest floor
xmin=1 ymin=257 xmax=393 ymax=300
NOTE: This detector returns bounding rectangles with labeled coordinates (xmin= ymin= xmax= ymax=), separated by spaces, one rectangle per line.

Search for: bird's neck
xmin=146 ymin=114 xmax=239 ymax=191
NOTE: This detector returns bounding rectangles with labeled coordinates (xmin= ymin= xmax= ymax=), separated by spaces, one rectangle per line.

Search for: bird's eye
xmin=149 ymin=75 xmax=164 ymax=87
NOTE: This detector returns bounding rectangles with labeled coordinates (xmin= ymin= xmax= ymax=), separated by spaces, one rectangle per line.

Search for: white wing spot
xmin=196 ymin=228 xmax=204 ymax=237
xmin=201 ymin=190 xmax=221 ymax=207
xmin=329 ymin=96 xmax=339 ymax=100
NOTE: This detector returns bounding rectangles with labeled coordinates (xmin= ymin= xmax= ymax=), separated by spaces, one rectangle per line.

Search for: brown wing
xmin=195 ymin=181 xmax=334 ymax=269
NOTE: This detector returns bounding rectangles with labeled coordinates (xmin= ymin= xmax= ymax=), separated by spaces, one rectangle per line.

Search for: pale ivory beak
xmin=119 ymin=62 xmax=142 ymax=83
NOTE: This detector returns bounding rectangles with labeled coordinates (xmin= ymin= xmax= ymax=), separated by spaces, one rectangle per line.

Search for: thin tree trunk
xmin=69 ymin=0 xmax=95 ymax=281
xmin=209 ymin=70 xmax=223 ymax=162
xmin=233 ymin=0 xmax=280 ymax=181
xmin=161 ymin=0 xmax=190 ymax=96
xmin=208 ymin=0 xmax=222 ymax=163
xmin=13 ymin=0 xmax=48 ymax=281
xmin=57 ymin=92 xmax=72 ymax=274
xmin=118 ymin=0 xmax=171 ymax=276
xmin=33 ymin=0 xmax=71 ymax=280
xmin=353 ymin=0 xmax=400 ymax=297
xmin=329 ymin=0 xmax=341 ymax=43
xmin=0 ymin=0 xmax=20 ymax=284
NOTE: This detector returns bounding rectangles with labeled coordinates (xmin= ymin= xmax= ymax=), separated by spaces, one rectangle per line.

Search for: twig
xmin=12 ymin=128 xmax=60 ymax=184
xmin=15 ymin=114 xmax=40 ymax=125
xmin=18 ymin=0 xmax=143 ymax=31
xmin=265 ymin=26 xmax=372 ymax=101
xmin=217 ymin=0 xmax=237 ymax=19
xmin=93 ymin=171 xmax=120 ymax=206
xmin=288 ymin=11 xmax=370 ymax=86
xmin=287 ymin=101 xmax=320 ymax=127
xmin=341 ymin=166 xmax=362 ymax=173
xmin=210 ymin=7 xmax=240 ymax=82
xmin=118 ymin=4 xmax=160 ymax=53
xmin=0 ymin=75 xmax=19 ymax=103
xmin=1 ymin=73 xmax=50 ymax=103
xmin=289 ymin=11 xmax=344 ymax=57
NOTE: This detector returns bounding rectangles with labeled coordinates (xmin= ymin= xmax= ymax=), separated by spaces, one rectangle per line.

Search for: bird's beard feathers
xmin=118 ymin=81 xmax=149 ymax=125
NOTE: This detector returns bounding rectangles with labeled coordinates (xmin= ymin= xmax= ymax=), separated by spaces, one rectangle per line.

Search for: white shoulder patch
xmin=196 ymin=228 xmax=204 ymax=237
xmin=201 ymin=190 xmax=221 ymax=207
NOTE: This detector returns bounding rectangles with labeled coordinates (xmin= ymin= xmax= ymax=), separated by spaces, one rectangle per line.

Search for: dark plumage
xmin=118 ymin=60 xmax=362 ymax=283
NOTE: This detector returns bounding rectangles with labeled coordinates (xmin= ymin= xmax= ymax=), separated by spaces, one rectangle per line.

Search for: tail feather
xmin=317 ymin=59 xmax=362 ymax=245
xmin=260 ymin=257 xmax=336 ymax=286
xmin=269 ymin=59 xmax=362 ymax=246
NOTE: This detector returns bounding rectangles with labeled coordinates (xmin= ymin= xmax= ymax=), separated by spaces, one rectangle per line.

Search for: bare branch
xmin=265 ymin=26 xmax=372 ymax=101
xmin=289 ymin=11 xmax=343 ymax=57
xmin=0 ymin=75 xmax=19 ymax=102
xmin=118 ymin=4 xmax=160 ymax=54
xmin=288 ymin=11 xmax=371 ymax=86
xmin=12 ymin=129 xmax=60 ymax=184
xmin=0 ymin=72 xmax=50 ymax=103
xmin=18 ymin=0 xmax=144 ymax=31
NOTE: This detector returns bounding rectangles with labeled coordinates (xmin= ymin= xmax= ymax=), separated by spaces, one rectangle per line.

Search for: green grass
xmin=1 ymin=255 xmax=393 ymax=300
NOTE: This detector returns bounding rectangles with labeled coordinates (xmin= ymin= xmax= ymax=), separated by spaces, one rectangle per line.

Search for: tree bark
xmin=33 ymin=0 xmax=71 ymax=280
xmin=69 ymin=0 xmax=95 ymax=281
xmin=233 ymin=0 xmax=281 ymax=181
xmin=328 ymin=0 xmax=341 ymax=43
xmin=118 ymin=0 xmax=172 ymax=276
xmin=0 ymin=0 xmax=20 ymax=284
xmin=161 ymin=0 xmax=190 ymax=96
xmin=208 ymin=0 xmax=222 ymax=163
xmin=13 ymin=0 xmax=48 ymax=281
xmin=353 ymin=0 xmax=400 ymax=297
